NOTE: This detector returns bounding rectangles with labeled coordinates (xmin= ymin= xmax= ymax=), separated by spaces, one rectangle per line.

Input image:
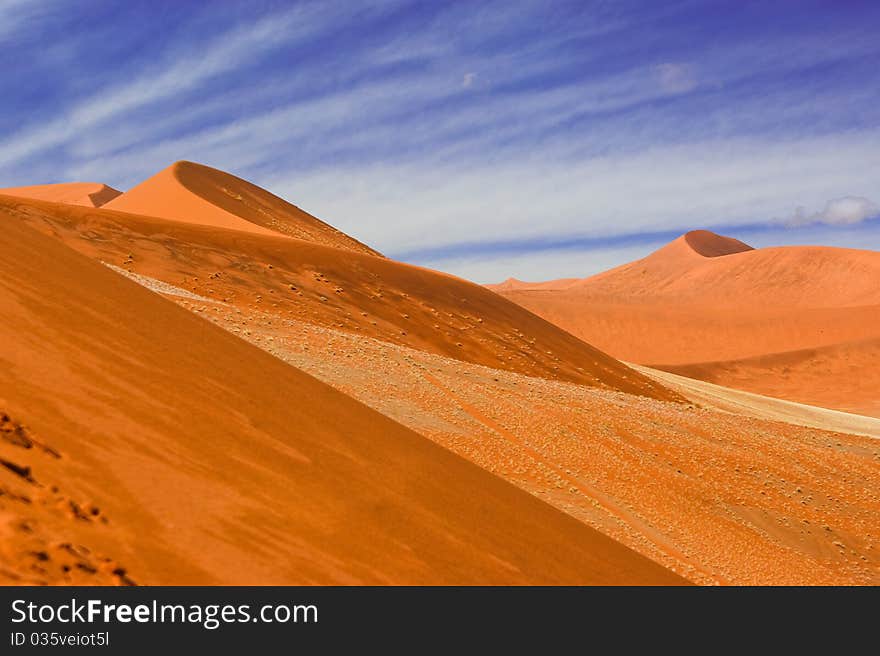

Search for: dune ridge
xmin=652 ymin=337 xmax=880 ymax=418
xmin=567 ymin=230 xmax=880 ymax=307
xmin=104 ymin=161 xmax=381 ymax=256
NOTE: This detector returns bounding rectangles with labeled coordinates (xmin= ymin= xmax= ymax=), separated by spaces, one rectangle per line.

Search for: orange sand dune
xmin=489 ymin=277 xmax=581 ymax=292
xmin=0 ymin=212 xmax=683 ymax=585
xmin=105 ymin=161 xmax=380 ymax=255
xmin=493 ymin=230 xmax=880 ymax=414
xmin=0 ymin=182 xmax=121 ymax=207
xmin=569 ymin=229 xmax=880 ymax=307
xmin=2 ymin=193 xmax=678 ymax=402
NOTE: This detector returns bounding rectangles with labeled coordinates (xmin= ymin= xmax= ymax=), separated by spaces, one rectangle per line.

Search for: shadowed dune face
xmin=492 ymin=230 xmax=880 ymax=416
xmin=683 ymin=229 xmax=753 ymax=257
xmin=104 ymin=161 xmax=381 ymax=256
xmin=1 ymin=194 xmax=679 ymax=402
xmin=0 ymin=212 xmax=685 ymax=585
xmin=0 ymin=182 xmax=121 ymax=208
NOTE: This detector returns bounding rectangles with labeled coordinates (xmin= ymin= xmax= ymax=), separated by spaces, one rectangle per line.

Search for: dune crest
xmin=0 ymin=182 xmax=121 ymax=207
xmin=105 ymin=161 xmax=380 ymax=256
xmin=486 ymin=276 xmax=581 ymax=292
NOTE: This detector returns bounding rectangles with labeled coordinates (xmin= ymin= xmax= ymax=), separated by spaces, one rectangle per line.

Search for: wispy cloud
xmin=0 ymin=2 xmax=357 ymax=168
xmin=0 ymin=0 xmax=55 ymax=37
xmin=268 ymin=130 xmax=880 ymax=255
xmin=655 ymin=62 xmax=697 ymax=94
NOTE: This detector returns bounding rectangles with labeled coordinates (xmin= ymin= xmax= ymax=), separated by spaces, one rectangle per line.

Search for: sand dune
xmin=569 ymin=230 xmax=880 ymax=307
xmin=107 ymin=265 xmax=880 ymax=584
xmin=0 ymin=182 xmax=121 ymax=207
xmin=490 ymin=277 xmax=581 ymax=292
xmin=5 ymin=163 xmax=877 ymax=586
xmin=104 ymin=161 xmax=380 ymax=255
xmin=0 ymin=211 xmax=684 ymax=585
xmin=2 ymin=193 xmax=678 ymax=401
xmin=493 ymin=230 xmax=880 ymax=415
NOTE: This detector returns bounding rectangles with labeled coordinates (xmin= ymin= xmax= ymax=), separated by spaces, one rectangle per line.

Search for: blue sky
xmin=1 ymin=0 xmax=879 ymax=282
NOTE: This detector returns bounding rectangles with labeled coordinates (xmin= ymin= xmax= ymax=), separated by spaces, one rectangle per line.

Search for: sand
xmin=653 ymin=338 xmax=880 ymax=418
xmin=2 ymin=192 xmax=678 ymax=401
xmin=631 ymin=364 xmax=880 ymax=440
xmin=0 ymin=211 xmax=683 ymax=585
xmin=0 ymin=182 xmax=121 ymax=207
xmin=492 ymin=230 xmax=880 ymax=416
xmin=4 ymin=163 xmax=877 ymax=586
xmin=104 ymin=161 xmax=380 ymax=255
xmin=108 ymin=266 xmax=880 ymax=584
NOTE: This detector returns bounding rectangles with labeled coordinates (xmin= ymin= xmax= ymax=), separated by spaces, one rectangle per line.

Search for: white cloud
xmin=787 ymin=196 xmax=879 ymax=226
xmin=268 ymin=130 xmax=880 ymax=257
xmin=655 ymin=62 xmax=697 ymax=94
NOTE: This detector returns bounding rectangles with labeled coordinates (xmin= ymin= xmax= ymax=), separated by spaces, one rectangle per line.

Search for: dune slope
xmin=108 ymin=267 xmax=880 ymax=585
xmin=2 ymin=193 xmax=678 ymax=401
xmin=0 ymin=182 xmax=121 ymax=207
xmin=104 ymin=161 xmax=380 ymax=255
xmin=0 ymin=211 xmax=684 ymax=585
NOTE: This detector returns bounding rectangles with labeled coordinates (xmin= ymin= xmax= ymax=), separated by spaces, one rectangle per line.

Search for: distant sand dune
xmin=0 ymin=182 xmax=121 ymax=207
xmin=651 ymin=338 xmax=880 ymax=418
xmin=492 ymin=230 xmax=880 ymax=416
